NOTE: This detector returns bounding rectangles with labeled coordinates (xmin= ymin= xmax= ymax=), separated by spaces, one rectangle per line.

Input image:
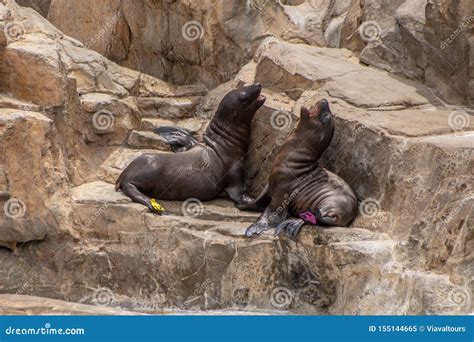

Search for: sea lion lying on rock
xmin=239 ymin=99 xmax=357 ymax=238
xmin=116 ymin=83 xmax=266 ymax=212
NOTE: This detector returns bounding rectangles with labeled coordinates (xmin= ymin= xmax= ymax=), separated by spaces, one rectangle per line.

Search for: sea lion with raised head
xmin=116 ymin=83 xmax=266 ymax=212
xmin=239 ymin=99 xmax=357 ymax=238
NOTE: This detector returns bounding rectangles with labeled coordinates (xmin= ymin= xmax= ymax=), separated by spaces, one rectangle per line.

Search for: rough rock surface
xmin=0 ymin=0 xmax=472 ymax=315
xmin=18 ymin=0 xmax=473 ymax=106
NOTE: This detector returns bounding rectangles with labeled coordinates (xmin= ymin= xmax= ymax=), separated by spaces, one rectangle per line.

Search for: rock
xmin=423 ymin=0 xmax=474 ymax=106
xmin=0 ymin=41 xmax=66 ymax=106
xmin=140 ymin=117 xmax=208 ymax=135
xmin=245 ymin=89 xmax=297 ymax=195
xmin=135 ymin=97 xmax=201 ymax=119
xmin=0 ymin=181 xmax=395 ymax=312
xmin=0 ymin=109 xmax=62 ymax=247
xmin=19 ymin=0 xmax=473 ymax=106
xmin=127 ymin=130 xmax=170 ymax=150
xmin=0 ymin=294 xmax=140 ymax=315
xmin=43 ymin=0 xmax=287 ymax=88
xmin=339 ymin=0 xmax=473 ymax=106
xmin=0 ymin=294 xmax=283 ymax=315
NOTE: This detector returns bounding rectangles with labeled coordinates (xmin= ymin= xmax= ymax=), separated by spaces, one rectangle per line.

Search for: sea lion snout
xmin=315 ymin=99 xmax=330 ymax=114
xmin=300 ymin=99 xmax=332 ymax=122
xmin=308 ymin=99 xmax=330 ymax=117
xmin=238 ymin=83 xmax=266 ymax=112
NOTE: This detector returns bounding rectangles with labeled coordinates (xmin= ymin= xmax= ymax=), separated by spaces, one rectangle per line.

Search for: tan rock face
xmin=18 ymin=0 xmax=472 ymax=105
xmin=0 ymin=0 xmax=472 ymax=315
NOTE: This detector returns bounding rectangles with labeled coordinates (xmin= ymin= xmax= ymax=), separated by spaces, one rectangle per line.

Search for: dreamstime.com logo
xmin=440 ymin=15 xmax=474 ymax=49
xmin=181 ymin=20 xmax=204 ymax=41
xmin=91 ymin=287 xmax=115 ymax=306
xmin=3 ymin=21 xmax=25 ymax=42
xmin=92 ymin=109 xmax=115 ymax=132
xmin=181 ymin=198 xmax=204 ymax=218
xmin=183 ymin=279 xmax=212 ymax=307
xmin=270 ymin=110 xmax=293 ymax=131
xmin=448 ymin=110 xmax=470 ymax=131
xmin=359 ymin=198 xmax=381 ymax=217
xmin=4 ymin=323 xmax=85 ymax=336
xmin=83 ymin=11 xmax=122 ymax=49
xmin=3 ymin=198 xmax=26 ymax=218
xmin=448 ymin=287 xmax=471 ymax=308
xmin=270 ymin=287 xmax=293 ymax=309
xmin=358 ymin=21 xmax=382 ymax=43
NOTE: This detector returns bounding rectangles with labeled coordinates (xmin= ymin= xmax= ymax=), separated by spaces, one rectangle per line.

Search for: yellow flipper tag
xmin=150 ymin=198 xmax=166 ymax=214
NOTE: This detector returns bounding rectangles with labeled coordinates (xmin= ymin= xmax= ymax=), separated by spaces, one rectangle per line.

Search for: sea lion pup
xmin=116 ymin=83 xmax=266 ymax=212
xmin=239 ymin=99 xmax=357 ymax=238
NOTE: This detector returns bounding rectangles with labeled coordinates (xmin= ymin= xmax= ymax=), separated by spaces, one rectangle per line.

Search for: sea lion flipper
xmin=154 ymin=126 xmax=197 ymax=152
xmin=275 ymin=219 xmax=305 ymax=238
xmin=236 ymin=184 xmax=271 ymax=212
xmin=245 ymin=206 xmax=288 ymax=237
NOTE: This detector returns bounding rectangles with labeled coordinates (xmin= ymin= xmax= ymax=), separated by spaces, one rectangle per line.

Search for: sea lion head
xmin=298 ymin=99 xmax=335 ymax=151
xmin=215 ymin=83 xmax=266 ymax=124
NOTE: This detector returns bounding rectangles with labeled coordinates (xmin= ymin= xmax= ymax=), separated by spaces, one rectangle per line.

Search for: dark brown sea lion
xmin=239 ymin=99 xmax=357 ymax=238
xmin=116 ymin=83 xmax=266 ymax=212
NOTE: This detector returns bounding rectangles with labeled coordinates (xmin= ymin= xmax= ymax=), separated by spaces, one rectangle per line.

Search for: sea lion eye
xmin=238 ymin=92 xmax=249 ymax=103
xmin=320 ymin=113 xmax=331 ymax=124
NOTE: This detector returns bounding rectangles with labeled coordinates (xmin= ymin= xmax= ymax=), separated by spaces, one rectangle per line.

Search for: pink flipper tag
xmin=299 ymin=210 xmax=317 ymax=225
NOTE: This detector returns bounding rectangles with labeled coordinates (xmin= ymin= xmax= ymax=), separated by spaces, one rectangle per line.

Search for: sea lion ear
xmin=300 ymin=106 xmax=310 ymax=120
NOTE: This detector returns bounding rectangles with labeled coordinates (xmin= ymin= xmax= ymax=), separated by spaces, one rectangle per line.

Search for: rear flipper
xmin=274 ymin=218 xmax=305 ymax=239
xmin=154 ymin=126 xmax=198 ymax=152
xmin=121 ymin=182 xmax=165 ymax=215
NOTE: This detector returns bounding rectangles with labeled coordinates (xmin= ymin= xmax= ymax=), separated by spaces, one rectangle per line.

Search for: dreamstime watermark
xmin=181 ymin=198 xmax=204 ymax=218
xmin=91 ymin=287 xmax=115 ymax=306
xmin=448 ymin=287 xmax=470 ymax=308
xmin=439 ymin=193 xmax=473 ymax=226
xmin=270 ymin=110 xmax=293 ymax=131
xmin=83 ymin=11 xmax=122 ymax=49
xmin=3 ymin=21 xmax=24 ymax=42
xmin=83 ymin=287 xmax=166 ymax=312
xmin=183 ymin=279 xmax=212 ymax=306
xmin=271 ymin=189 xmax=299 ymax=219
xmin=181 ymin=20 xmax=204 ymax=42
xmin=270 ymin=287 xmax=293 ymax=308
xmin=448 ymin=110 xmax=470 ymax=131
xmin=0 ymin=277 xmax=35 ymax=312
xmin=4 ymin=323 xmax=85 ymax=336
xmin=3 ymin=198 xmax=26 ymax=218
xmin=84 ymin=192 xmax=123 ymax=227
xmin=358 ymin=21 xmax=382 ymax=43
xmin=92 ymin=109 xmax=115 ymax=131
xmin=359 ymin=198 xmax=381 ymax=217
xmin=440 ymin=15 xmax=474 ymax=49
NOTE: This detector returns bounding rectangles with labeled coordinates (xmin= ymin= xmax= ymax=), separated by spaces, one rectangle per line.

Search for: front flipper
xmin=154 ymin=126 xmax=198 ymax=152
xmin=275 ymin=218 xmax=305 ymax=238
xmin=245 ymin=206 xmax=288 ymax=237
